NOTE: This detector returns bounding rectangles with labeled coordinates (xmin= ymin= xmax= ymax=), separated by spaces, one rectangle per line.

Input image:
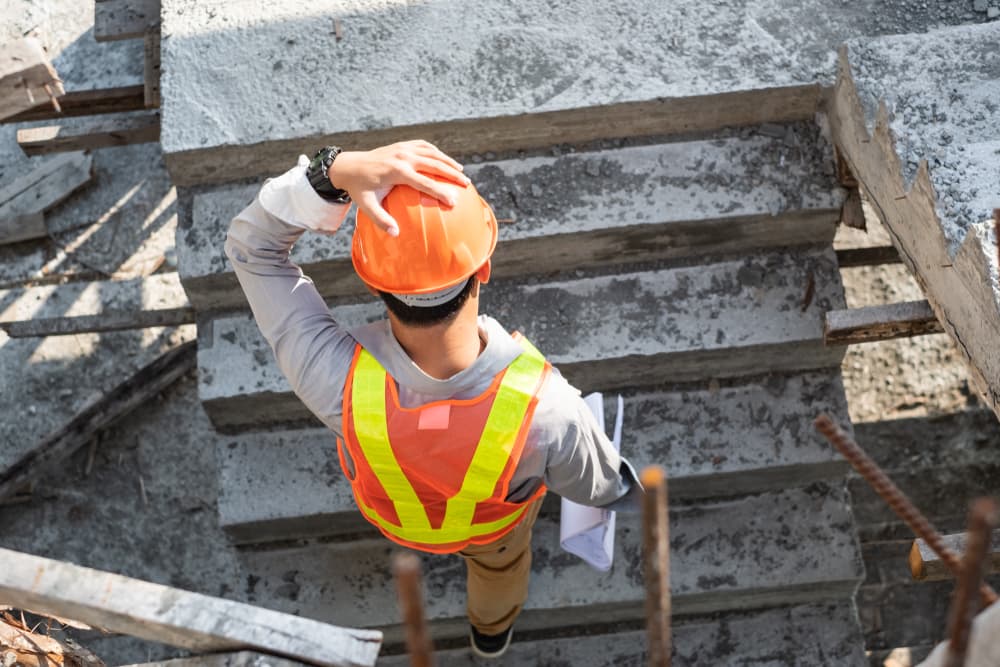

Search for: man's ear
xmin=475 ymin=260 xmax=492 ymax=285
xmin=364 ymin=282 xmax=380 ymax=297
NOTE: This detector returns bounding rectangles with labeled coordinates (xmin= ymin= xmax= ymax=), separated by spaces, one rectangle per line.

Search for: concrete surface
xmin=123 ymin=601 xmax=866 ymax=667
xmin=198 ymin=247 xmax=846 ymax=430
xmin=0 ymin=547 xmax=382 ymax=667
xmin=236 ymin=482 xmax=862 ymax=643
xmin=179 ymin=125 xmax=843 ymax=311
xmin=158 ymin=0 xmax=992 ymax=185
xmin=216 ymin=370 xmax=852 ymax=544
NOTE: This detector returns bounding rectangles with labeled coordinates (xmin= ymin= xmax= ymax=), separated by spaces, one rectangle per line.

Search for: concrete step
xmin=118 ymin=601 xmax=866 ymax=666
xmin=198 ymin=247 xmax=846 ymax=431
xmin=234 ymin=483 xmax=862 ymax=645
xmin=178 ymin=128 xmax=843 ymax=311
xmin=158 ymin=0 xmax=978 ymax=186
xmin=217 ymin=370 xmax=852 ymax=544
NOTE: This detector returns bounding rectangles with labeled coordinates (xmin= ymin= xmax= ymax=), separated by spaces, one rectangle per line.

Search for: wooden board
xmin=0 ymin=152 xmax=93 ymax=245
xmin=95 ymin=0 xmax=161 ymax=42
xmin=17 ymin=113 xmax=160 ymax=156
xmin=1 ymin=85 xmax=146 ymax=123
xmin=824 ymin=300 xmax=943 ymax=345
xmin=835 ymin=245 xmax=901 ymax=268
xmin=144 ymin=32 xmax=161 ymax=108
xmin=0 ymin=341 xmax=195 ymax=501
xmin=0 ymin=547 xmax=382 ymax=667
xmin=827 ymin=47 xmax=1000 ymax=418
xmin=909 ymin=529 xmax=1000 ymax=582
xmin=0 ymin=38 xmax=63 ymax=121
xmin=0 ymin=307 xmax=195 ymax=338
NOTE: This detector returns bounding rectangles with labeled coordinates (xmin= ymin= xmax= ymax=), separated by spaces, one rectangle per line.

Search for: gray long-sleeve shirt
xmin=224 ymin=158 xmax=639 ymax=511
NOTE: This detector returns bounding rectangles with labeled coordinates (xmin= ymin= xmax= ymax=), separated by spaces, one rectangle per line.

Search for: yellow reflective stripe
xmin=441 ymin=340 xmax=546 ymax=531
xmin=352 ymin=349 xmax=431 ymax=532
xmin=358 ymin=498 xmax=527 ymax=544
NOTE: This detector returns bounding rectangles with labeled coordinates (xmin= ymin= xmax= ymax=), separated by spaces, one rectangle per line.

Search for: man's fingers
xmin=412 ymin=156 xmax=470 ymax=188
xmin=357 ymin=191 xmax=400 ymax=236
xmin=404 ymin=170 xmax=459 ymax=206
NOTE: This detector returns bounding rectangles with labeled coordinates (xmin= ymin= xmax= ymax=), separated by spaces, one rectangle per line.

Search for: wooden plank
xmin=17 ymin=113 xmax=159 ymax=156
xmin=0 ymin=307 xmax=195 ymax=338
xmin=0 ymin=152 xmax=93 ymax=245
xmin=1 ymin=85 xmax=146 ymax=123
xmin=827 ymin=46 xmax=1000 ymax=417
xmin=0 ymin=547 xmax=382 ymax=667
xmin=0 ymin=341 xmax=195 ymax=501
xmin=835 ymin=245 xmax=901 ymax=268
xmin=94 ymin=0 xmax=161 ymax=42
xmin=824 ymin=300 xmax=943 ymax=345
xmin=0 ymin=38 xmax=63 ymax=121
xmin=910 ymin=529 xmax=1000 ymax=582
xmin=144 ymin=32 xmax=161 ymax=108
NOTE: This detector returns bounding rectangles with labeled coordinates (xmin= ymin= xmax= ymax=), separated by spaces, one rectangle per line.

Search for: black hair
xmin=378 ymin=277 xmax=477 ymax=327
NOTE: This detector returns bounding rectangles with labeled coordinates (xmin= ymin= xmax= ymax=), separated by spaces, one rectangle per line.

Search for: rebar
xmin=641 ymin=465 xmax=671 ymax=667
xmin=944 ymin=498 xmax=1000 ymax=667
xmin=392 ymin=552 xmax=435 ymax=667
xmin=813 ymin=414 xmax=998 ymax=606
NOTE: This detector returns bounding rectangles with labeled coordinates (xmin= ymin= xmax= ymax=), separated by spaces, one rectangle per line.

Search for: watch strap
xmin=307 ymin=146 xmax=351 ymax=204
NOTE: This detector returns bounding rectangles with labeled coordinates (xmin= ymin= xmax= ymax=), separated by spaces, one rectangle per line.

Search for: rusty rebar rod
xmin=641 ymin=465 xmax=671 ymax=667
xmin=392 ymin=552 xmax=435 ymax=667
xmin=813 ymin=414 xmax=998 ymax=607
xmin=944 ymin=498 xmax=1000 ymax=667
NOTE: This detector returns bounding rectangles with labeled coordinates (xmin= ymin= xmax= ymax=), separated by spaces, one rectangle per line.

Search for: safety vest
xmin=337 ymin=332 xmax=551 ymax=554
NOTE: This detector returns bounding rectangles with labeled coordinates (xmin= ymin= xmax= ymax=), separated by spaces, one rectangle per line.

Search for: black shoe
xmin=470 ymin=624 xmax=513 ymax=659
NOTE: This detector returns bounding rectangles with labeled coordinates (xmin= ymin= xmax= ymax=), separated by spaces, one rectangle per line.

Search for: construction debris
xmin=0 ymin=610 xmax=105 ymax=667
xmin=944 ymin=499 xmax=999 ymax=667
xmin=392 ymin=553 xmax=434 ymax=667
xmin=814 ymin=414 xmax=998 ymax=607
xmin=0 ymin=151 xmax=93 ymax=246
xmin=0 ymin=306 xmax=195 ymax=338
xmin=95 ymin=0 xmax=162 ymax=42
xmin=824 ymin=300 xmax=943 ymax=346
xmin=0 ymin=38 xmax=63 ymax=121
xmin=0 ymin=85 xmax=147 ymax=123
xmin=0 ymin=341 xmax=195 ymax=501
xmin=910 ymin=530 xmax=1000 ymax=582
xmin=641 ymin=465 xmax=671 ymax=667
xmin=17 ymin=113 xmax=161 ymax=156
xmin=0 ymin=547 xmax=382 ymax=667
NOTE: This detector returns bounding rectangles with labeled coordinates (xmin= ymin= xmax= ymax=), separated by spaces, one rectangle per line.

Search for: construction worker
xmin=225 ymin=140 xmax=640 ymax=659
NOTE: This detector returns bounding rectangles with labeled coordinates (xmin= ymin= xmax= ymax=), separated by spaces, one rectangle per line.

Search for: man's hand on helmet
xmin=330 ymin=140 xmax=470 ymax=237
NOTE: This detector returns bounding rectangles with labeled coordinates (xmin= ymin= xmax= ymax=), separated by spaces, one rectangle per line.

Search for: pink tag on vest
xmin=417 ymin=403 xmax=451 ymax=430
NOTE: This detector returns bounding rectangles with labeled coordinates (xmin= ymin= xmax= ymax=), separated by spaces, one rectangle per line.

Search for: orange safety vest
xmin=337 ymin=332 xmax=551 ymax=553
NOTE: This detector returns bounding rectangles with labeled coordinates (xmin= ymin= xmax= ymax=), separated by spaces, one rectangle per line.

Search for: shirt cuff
xmin=597 ymin=458 xmax=644 ymax=513
xmin=257 ymin=155 xmax=351 ymax=234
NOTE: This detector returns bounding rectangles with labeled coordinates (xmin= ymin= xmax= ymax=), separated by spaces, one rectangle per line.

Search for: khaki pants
xmin=457 ymin=495 xmax=545 ymax=635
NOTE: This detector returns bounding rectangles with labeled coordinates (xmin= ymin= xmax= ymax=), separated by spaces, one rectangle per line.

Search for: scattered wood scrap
xmin=0 ymin=547 xmax=383 ymax=667
xmin=0 ymin=611 xmax=105 ymax=667
xmin=0 ymin=340 xmax=195 ymax=501
xmin=1 ymin=85 xmax=146 ymax=123
xmin=835 ymin=245 xmax=901 ymax=268
xmin=17 ymin=112 xmax=160 ymax=156
xmin=910 ymin=529 xmax=1000 ymax=582
xmin=95 ymin=0 xmax=161 ymax=42
xmin=0 ymin=307 xmax=195 ymax=338
xmin=0 ymin=151 xmax=93 ymax=245
xmin=144 ymin=32 xmax=161 ymax=108
xmin=824 ymin=300 xmax=943 ymax=346
xmin=0 ymin=38 xmax=63 ymax=121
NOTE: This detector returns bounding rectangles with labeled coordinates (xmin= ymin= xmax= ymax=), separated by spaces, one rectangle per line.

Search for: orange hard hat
xmin=352 ymin=177 xmax=498 ymax=295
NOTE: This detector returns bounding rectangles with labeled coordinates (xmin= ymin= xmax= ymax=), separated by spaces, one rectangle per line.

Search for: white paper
xmin=559 ymin=393 xmax=624 ymax=571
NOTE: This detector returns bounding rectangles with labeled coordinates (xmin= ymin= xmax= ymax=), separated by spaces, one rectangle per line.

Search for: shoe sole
xmin=469 ymin=628 xmax=513 ymax=659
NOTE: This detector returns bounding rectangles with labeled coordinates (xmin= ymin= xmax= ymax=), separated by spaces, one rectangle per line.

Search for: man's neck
xmin=389 ymin=308 xmax=485 ymax=380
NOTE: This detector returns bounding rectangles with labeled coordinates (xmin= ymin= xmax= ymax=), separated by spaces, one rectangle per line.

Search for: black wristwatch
xmin=306 ymin=146 xmax=352 ymax=203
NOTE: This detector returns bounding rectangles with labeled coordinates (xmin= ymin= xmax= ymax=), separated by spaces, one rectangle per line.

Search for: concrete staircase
xmin=171 ymin=124 xmax=868 ymax=663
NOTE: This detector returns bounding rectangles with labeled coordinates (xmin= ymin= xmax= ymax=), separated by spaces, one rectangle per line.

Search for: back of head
xmin=353 ymin=178 xmax=497 ymax=326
